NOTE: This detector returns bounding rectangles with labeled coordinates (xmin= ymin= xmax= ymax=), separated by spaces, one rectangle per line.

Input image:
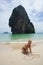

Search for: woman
xmin=22 ymin=40 xmax=32 ymax=54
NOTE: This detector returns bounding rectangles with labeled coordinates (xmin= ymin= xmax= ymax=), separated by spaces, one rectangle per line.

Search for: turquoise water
xmin=0 ymin=33 xmax=43 ymax=42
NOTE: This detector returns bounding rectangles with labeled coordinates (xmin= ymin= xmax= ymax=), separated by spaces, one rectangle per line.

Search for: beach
xmin=0 ymin=40 xmax=43 ymax=65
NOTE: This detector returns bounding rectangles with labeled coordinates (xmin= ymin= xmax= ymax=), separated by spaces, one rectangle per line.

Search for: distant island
xmin=3 ymin=32 xmax=10 ymax=34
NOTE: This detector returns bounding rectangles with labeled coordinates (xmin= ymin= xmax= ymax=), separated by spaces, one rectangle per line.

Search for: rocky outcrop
xmin=9 ymin=5 xmax=35 ymax=34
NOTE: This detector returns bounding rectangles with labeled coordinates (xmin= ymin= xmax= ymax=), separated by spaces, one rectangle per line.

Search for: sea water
xmin=0 ymin=33 xmax=43 ymax=43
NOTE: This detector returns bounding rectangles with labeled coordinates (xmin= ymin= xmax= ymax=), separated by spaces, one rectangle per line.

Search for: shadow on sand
xmin=22 ymin=52 xmax=40 ymax=60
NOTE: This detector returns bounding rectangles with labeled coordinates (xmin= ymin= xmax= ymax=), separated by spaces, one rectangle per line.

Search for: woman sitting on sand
xmin=22 ymin=40 xmax=32 ymax=54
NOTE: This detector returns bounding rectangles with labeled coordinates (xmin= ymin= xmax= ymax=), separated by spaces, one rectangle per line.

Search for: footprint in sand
xmin=24 ymin=53 xmax=40 ymax=60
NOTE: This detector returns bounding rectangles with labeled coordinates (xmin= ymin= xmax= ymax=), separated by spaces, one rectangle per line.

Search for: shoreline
xmin=0 ymin=39 xmax=43 ymax=44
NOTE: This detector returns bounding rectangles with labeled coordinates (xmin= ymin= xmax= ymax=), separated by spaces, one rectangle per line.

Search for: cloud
xmin=32 ymin=0 xmax=43 ymax=12
xmin=0 ymin=0 xmax=12 ymax=33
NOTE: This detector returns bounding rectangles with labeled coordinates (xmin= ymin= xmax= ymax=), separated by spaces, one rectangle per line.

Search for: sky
xmin=0 ymin=0 xmax=43 ymax=33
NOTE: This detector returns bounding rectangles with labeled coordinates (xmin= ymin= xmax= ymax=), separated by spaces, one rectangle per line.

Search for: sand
xmin=0 ymin=40 xmax=43 ymax=65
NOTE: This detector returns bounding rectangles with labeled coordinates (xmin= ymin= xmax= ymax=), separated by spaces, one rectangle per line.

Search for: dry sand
xmin=0 ymin=41 xmax=43 ymax=65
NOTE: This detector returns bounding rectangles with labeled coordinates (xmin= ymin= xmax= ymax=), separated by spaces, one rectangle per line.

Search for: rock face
xmin=9 ymin=5 xmax=35 ymax=34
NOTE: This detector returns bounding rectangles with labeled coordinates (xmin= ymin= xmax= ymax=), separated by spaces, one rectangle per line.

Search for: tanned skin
xmin=22 ymin=40 xmax=32 ymax=54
